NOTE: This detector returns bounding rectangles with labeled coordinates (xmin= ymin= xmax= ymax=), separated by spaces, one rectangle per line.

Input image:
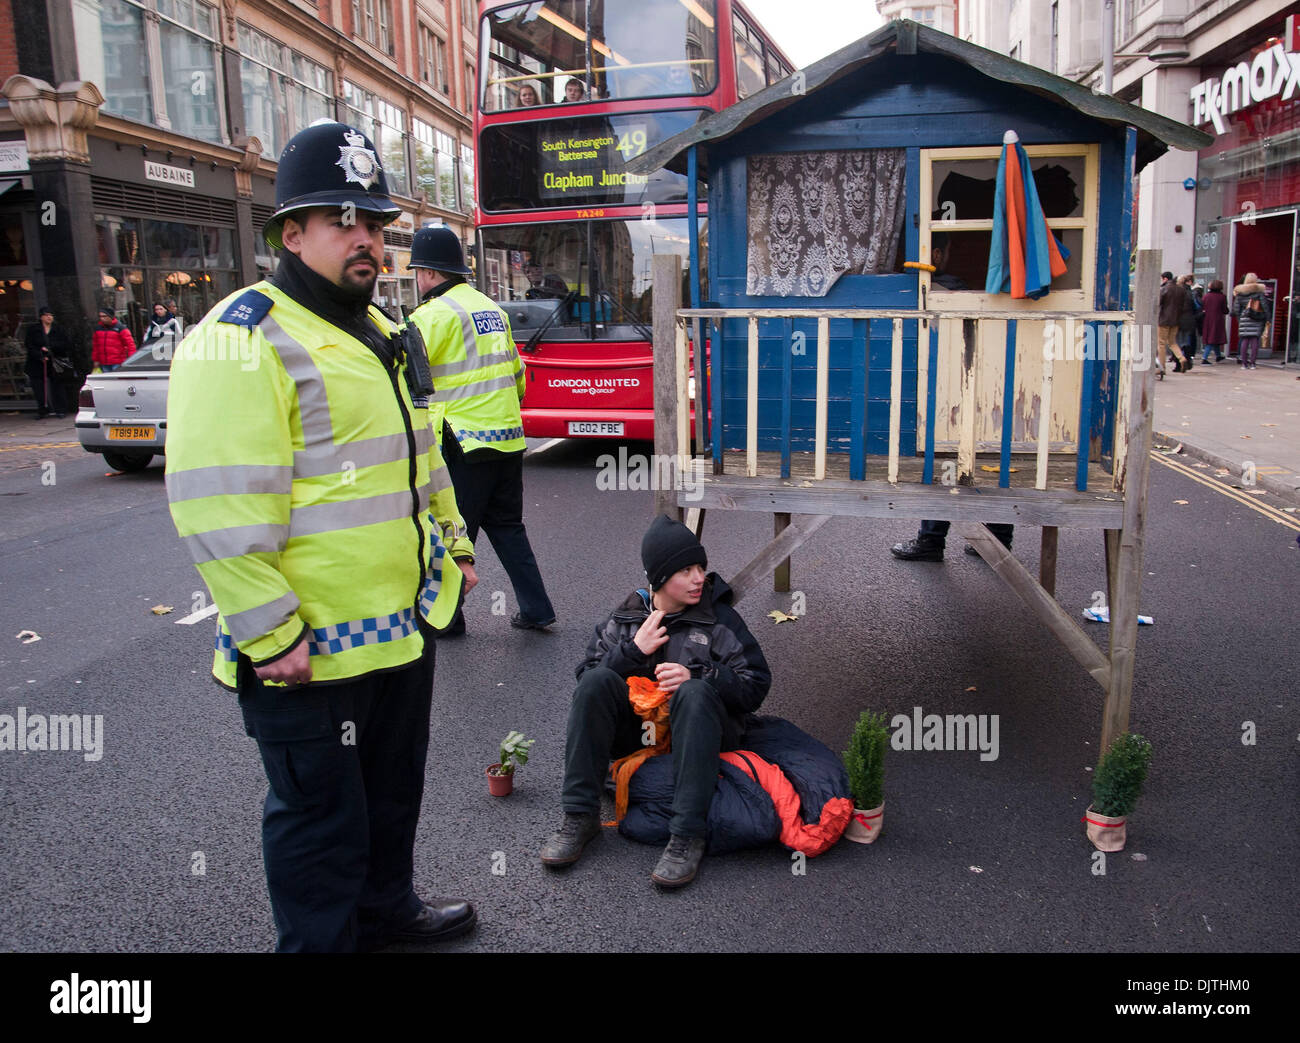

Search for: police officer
xmin=165 ymin=122 xmax=478 ymax=952
xmin=406 ymin=226 xmax=556 ymax=633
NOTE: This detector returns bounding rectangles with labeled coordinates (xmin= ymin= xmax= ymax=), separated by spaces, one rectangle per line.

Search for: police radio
xmin=396 ymin=308 xmax=435 ymax=399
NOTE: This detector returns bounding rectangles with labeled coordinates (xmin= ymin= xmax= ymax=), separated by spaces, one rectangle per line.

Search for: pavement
xmin=1153 ymin=358 xmax=1300 ymax=504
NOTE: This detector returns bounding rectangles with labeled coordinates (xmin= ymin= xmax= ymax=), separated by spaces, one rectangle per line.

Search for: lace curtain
xmin=746 ymin=149 xmax=907 ymax=297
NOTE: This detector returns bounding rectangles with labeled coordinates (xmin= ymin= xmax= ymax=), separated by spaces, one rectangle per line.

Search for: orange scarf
xmin=609 ymin=676 xmax=672 ymax=822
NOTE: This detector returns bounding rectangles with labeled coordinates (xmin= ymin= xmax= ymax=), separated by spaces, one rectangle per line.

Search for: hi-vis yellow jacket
xmin=408 ymin=282 xmax=526 ymax=454
xmin=165 ymin=282 xmax=473 ymax=690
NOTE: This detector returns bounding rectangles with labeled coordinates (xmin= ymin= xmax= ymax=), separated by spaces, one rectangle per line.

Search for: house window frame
xmin=920 ymin=142 xmax=1098 ymax=313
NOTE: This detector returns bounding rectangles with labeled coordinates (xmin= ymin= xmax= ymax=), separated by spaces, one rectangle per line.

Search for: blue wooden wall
xmin=702 ymin=53 xmax=1136 ymax=465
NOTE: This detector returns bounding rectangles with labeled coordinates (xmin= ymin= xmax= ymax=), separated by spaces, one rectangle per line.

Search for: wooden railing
xmin=665 ymin=306 xmax=1142 ymax=495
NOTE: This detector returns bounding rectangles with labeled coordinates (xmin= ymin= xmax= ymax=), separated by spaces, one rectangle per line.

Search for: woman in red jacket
xmin=1200 ymin=279 xmax=1228 ymax=364
xmin=91 ymin=308 xmax=136 ymax=371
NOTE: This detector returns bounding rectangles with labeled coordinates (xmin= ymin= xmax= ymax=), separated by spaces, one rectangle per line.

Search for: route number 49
xmin=616 ymin=128 xmax=647 ymax=159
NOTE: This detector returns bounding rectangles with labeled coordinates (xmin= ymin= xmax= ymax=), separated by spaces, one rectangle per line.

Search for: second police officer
xmin=406 ymin=226 xmax=556 ymax=634
xmin=166 ymin=121 xmax=478 ymax=952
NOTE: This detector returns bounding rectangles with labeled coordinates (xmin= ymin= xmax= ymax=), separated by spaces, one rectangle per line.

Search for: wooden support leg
xmin=684 ymin=507 xmax=705 ymax=539
xmin=1039 ymin=526 xmax=1059 ymax=597
xmin=773 ymin=512 xmax=791 ymax=592
xmin=730 ymin=515 xmax=831 ymax=604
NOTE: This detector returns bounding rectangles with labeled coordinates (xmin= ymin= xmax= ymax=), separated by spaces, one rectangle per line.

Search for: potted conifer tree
xmin=1084 ymin=732 xmax=1152 ymax=851
xmin=842 ymin=710 xmax=888 ymax=844
xmin=486 ymin=730 xmax=535 ymax=797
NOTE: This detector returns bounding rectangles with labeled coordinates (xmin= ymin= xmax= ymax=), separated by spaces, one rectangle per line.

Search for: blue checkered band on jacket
xmin=457 ymin=426 xmax=524 ymax=443
xmin=308 ymin=607 xmax=419 ymax=656
xmin=418 ymin=540 xmax=448 ymax=616
xmin=215 ymin=626 xmax=238 ymax=663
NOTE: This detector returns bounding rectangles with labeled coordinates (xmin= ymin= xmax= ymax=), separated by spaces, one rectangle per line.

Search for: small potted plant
xmin=842 ymin=710 xmax=888 ymax=844
xmin=1085 ymin=732 xmax=1152 ymax=851
xmin=486 ymin=730 xmax=535 ymax=797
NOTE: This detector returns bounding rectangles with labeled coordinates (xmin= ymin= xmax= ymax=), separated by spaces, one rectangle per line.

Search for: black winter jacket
xmin=577 ymin=573 xmax=771 ymax=716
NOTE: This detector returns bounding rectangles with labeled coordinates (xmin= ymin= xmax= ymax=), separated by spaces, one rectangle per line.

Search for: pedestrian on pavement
xmin=1157 ymin=271 xmax=1190 ymax=377
xmin=1200 ymin=279 xmax=1228 ymax=364
xmin=142 ymin=302 xmax=184 ymax=359
xmin=91 ymin=307 xmax=135 ymax=372
xmin=1177 ymin=274 xmax=1200 ymax=368
xmin=1232 ymin=273 xmax=1271 ymax=370
xmin=540 ymin=515 xmax=771 ymax=888
xmin=164 ymin=121 xmax=478 ymax=953
xmin=23 ymin=306 xmax=73 ymax=418
xmin=406 ymin=224 xmax=556 ymax=634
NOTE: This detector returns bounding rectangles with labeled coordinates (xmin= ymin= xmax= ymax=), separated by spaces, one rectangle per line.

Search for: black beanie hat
xmin=641 ymin=514 xmax=707 ymax=590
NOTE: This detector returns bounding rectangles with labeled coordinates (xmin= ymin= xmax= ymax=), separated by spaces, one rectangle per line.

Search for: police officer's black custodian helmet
xmin=408 ymin=225 xmax=473 ymax=276
xmin=263 ymin=120 xmax=402 ymax=249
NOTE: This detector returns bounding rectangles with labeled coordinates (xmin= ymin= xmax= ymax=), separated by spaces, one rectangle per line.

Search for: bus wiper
xmin=521 ymin=292 xmax=574 ymax=354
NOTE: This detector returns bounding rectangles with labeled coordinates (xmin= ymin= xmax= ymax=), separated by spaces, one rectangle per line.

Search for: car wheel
xmin=103 ymin=451 xmax=153 ymax=473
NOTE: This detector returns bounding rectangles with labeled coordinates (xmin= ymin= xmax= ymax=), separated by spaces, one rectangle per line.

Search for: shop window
xmin=746 ymin=149 xmax=908 ymax=297
xmin=923 ymin=144 xmax=1096 ymax=306
xmin=239 ymin=24 xmax=334 ymax=158
xmin=95 ymin=214 xmax=238 ymax=340
xmin=342 ymin=82 xmax=410 ymax=196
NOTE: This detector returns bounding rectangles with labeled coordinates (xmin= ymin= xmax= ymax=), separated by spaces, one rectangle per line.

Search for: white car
xmin=75 ymin=345 xmax=169 ymax=472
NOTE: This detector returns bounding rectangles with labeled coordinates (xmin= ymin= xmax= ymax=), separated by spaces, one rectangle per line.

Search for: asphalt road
xmin=0 ymin=437 xmax=1296 ymax=954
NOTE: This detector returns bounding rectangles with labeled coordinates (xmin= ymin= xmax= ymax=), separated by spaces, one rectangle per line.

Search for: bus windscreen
xmin=479 ymin=110 xmax=707 ymax=211
xmin=482 ymin=0 xmax=718 ymax=111
xmin=480 ymin=217 xmax=706 ymax=339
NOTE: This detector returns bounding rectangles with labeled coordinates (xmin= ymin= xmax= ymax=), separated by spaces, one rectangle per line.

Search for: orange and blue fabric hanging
xmin=985 ymin=130 xmax=1070 ymax=300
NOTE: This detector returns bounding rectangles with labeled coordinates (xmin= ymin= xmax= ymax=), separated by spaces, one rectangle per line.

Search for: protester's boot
xmin=540 ymin=812 xmax=601 ymax=866
xmin=651 ymin=834 xmax=706 ymax=888
xmin=890 ymin=537 xmax=944 ymax=562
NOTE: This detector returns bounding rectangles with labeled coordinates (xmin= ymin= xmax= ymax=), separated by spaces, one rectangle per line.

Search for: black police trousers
xmin=445 ymin=446 xmax=555 ymax=624
xmin=561 ymin=666 xmax=741 ymax=839
xmin=237 ymin=629 xmax=435 ymax=953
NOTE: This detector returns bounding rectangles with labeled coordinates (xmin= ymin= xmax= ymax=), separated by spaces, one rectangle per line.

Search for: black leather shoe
xmin=379 ymin=899 xmax=476 ymax=945
xmin=540 ymin=812 xmax=601 ymax=866
xmin=651 ymin=834 xmax=706 ymax=888
xmin=890 ymin=538 xmax=944 ymax=562
xmin=510 ymin=612 xmax=556 ymax=630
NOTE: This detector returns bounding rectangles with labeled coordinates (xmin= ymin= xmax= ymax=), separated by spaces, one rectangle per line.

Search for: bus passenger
xmin=517 ymin=83 xmax=539 ymax=107
xmin=564 ymin=78 xmax=586 ymax=102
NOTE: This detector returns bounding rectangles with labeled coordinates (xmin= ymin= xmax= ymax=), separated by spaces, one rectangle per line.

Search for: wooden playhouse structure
xmin=632 ymin=21 xmax=1211 ymax=753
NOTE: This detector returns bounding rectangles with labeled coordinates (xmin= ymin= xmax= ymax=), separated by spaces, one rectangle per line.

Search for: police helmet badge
xmin=336 ymin=128 xmax=381 ymax=189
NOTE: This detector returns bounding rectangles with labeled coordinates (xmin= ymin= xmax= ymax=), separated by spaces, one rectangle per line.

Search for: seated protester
xmin=541 ymin=515 xmax=771 ymax=888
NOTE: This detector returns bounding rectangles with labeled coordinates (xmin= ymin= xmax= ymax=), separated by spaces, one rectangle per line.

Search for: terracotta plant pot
xmin=486 ymin=764 xmax=514 ymax=797
xmin=1084 ymin=804 xmax=1126 ymax=851
xmin=844 ymin=803 xmax=883 ymax=844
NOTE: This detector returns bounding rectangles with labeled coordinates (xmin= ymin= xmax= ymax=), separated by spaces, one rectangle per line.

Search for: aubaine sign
xmin=1190 ymin=18 xmax=1300 ymax=135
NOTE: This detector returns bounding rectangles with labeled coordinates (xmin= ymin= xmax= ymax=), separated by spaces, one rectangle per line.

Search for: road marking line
xmin=1151 ymin=453 xmax=1300 ymax=532
xmin=524 ymin=437 xmax=564 ymax=457
xmin=175 ymin=604 xmax=220 ymax=625
xmin=0 ymin=442 xmax=79 ymax=452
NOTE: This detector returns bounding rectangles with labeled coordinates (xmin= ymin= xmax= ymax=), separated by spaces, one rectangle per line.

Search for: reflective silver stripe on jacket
xmin=429 ymin=348 xmax=519 ymax=380
xmin=292 ymin=429 xmax=430 ymax=479
xmin=431 ymin=372 xmax=518 ymax=402
xmin=258 ymin=315 xmax=334 ymax=459
xmin=287 ymin=489 xmax=422 ymax=540
xmin=166 ymin=464 xmax=294 ymax=503
xmin=223 ymin=591 xmax=301 ymax=644
xmin=185 ymin=523 xmax=289 ymax=563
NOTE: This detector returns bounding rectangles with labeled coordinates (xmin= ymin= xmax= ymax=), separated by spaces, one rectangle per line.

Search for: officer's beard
xmin=335 ymin=251 xmax=380 ymax=302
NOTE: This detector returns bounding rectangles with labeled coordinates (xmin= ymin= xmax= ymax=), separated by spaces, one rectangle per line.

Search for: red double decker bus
xmin=474 ymin=0 xmax=792 ymax=439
